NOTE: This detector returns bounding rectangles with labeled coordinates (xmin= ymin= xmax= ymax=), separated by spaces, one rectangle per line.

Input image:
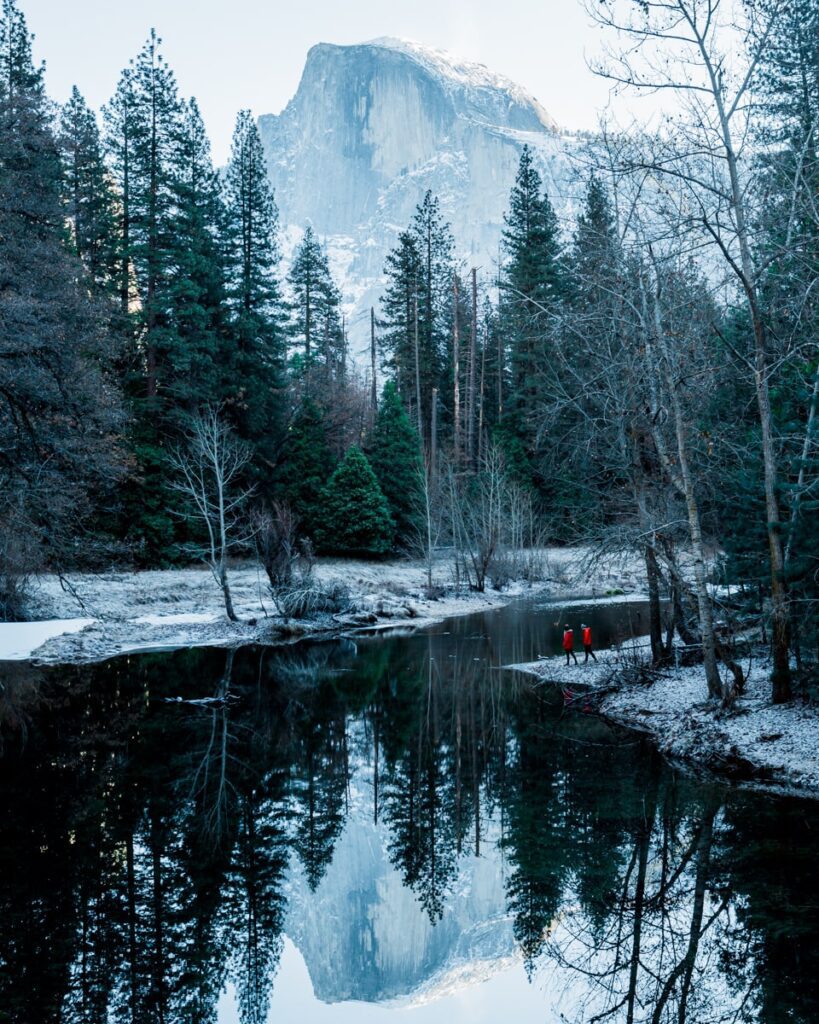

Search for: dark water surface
xmin=1 ymin=599 xmax=817 ymax=1023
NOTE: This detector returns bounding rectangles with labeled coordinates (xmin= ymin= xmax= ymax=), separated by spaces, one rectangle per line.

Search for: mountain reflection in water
xmin=0 ymin=601 xmax=817 ymax=1024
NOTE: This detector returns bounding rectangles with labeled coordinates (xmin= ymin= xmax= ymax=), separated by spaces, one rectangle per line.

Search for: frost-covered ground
xmin=5 ymin=547 xmax=645 ymax=666
xmin=510 ymin=644 xmax=819 ymax=799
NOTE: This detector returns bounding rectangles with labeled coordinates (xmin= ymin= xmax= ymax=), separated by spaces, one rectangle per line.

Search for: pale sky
xmin=23 ymin=0 xmax=631 ymax=164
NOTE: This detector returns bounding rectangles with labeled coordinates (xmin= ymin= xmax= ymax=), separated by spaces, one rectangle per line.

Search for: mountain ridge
xmin=258 ymin=38 xmax=575 ymax=355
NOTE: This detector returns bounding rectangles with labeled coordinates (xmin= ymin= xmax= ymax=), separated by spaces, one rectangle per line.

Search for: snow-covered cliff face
xmin=258 ymin=38 xmax=574 ymax=353
xmin=284 ymin=783 xmax=516 ymax=1006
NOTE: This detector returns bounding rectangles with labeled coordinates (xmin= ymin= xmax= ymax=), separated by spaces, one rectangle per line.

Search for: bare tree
xmin=587 ymin=0 xmax=793 ymax=698
xmin=169 ymin=407 xmax=254 ymax=621
xmin=416 ymin=454 xmax=445 ymax=590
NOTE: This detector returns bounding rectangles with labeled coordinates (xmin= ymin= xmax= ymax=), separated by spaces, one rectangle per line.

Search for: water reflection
xmin=0 ymin=602 xmax=817 ymax=1023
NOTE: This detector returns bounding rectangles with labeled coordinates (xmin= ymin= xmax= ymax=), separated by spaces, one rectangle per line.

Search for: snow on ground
xmin=602 ymin=660 xmax=819 ymax=797
xmin=0 ymin=619 xmax=97 ymax=661
xmin=14 ymin=548 xmax=647 ymax=666
xmin=507 ymin=637 xmax=652 ymax=689
xmin=509 ymin=643 xmax=819 ymax=799
xmin=536 ymin=592 xmax=650 ymax=609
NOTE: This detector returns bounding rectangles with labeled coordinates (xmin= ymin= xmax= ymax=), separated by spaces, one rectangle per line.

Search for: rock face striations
xmin=258 ymin=38 xmax=574 ymax=352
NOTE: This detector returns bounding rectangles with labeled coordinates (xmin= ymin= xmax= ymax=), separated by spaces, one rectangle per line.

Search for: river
xmin=0 ymin=598 xmax=816 ymax=1023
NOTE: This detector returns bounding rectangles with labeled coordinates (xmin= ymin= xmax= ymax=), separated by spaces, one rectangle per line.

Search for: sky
xmin=23 ymin=0 xmax=626 ymax=164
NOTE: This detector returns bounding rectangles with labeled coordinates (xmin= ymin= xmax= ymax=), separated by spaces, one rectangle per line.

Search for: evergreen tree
xmin=500 ymin=145 xmax=563 ymax=470
xmin=223 ymin=109 xmax=287 ymax=468
xmin=368 ymin=381 xmax=423 ymax=549
xmin=0 ymin=0 xmax=121 ymax=602
xmin=276 ymin=399 xmax=335 ymax=540
xmin=104 ymin=30 xmax=184 ymax=404
xmin=59 ymin=86 xmax=118 ymax=294
xmin=570 ymin=175 xmax=619 ymax=298
xmin=314 ymin=447 xmax=394 ymax=557
xmin=380 ymin=229 xmax=424 ymax=427
xmin=380 ymin=191 xmax=455 ymax=443
xmin=411 ymin=190 xmax=455 ymax=433
xmin=103 ymin=32 xmax=191 ymax=559
xmin=288 ymin=225 xmax=345 ymax=381
xmin=475 ymin=295 xmax=504 ymax=439
xmin=169 ymin=98 xmax=229 ymax=410
xmin=290 ymin=712 xmax=348 ymax=892
xmin=544 ymin=174 xmax=624 ymax=531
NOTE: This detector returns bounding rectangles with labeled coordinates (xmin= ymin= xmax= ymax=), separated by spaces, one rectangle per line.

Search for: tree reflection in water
xmin=0 ymin=627 xmax=817 ymax=1024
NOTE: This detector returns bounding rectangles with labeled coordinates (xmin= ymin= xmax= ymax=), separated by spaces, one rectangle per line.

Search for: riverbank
xmin=1 ymin=548 xmax=647 ymax=666
xmin=509 ymin=644 xmax=819 ymax=799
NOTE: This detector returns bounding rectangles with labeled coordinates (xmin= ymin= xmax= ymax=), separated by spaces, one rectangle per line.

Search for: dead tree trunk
xmin=467 ymin=267 xmax=478 ymax=465
xmin=370 ymin=306 xmax=377 ymax=415
xmin=453 ymin=276 xmax=461 ymax=462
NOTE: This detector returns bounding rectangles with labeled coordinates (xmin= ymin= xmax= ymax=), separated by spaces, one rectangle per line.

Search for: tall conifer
xmin=59 ymin=86 xmax=118 ymax=294
xmin=501 ymin=146 xmax=562 ymax=437
xmin=0 ymin=0 xmax=121 ymax=596
xmin=288 ymin=225 xmax=345 ymax=381
xmin=368 ymin=381 xmax=424 ymax=548
xmin=223 ymin=110 xmax=287 ymax=467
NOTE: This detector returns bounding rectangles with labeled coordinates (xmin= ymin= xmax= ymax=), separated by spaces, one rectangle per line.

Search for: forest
xmin=0 ymin=0 xmax=817 ymax=708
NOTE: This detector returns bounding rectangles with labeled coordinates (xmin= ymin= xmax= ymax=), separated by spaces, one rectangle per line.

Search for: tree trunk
xmin=784 ymin=361 xmax=819 ymax=568
xmin=478 ymin=327 xmax=487 ymax=462
xmin=453 ymin=276 xmax=461 ymax=462
xmin=752 ymin=314 xmax=791 ymax=702
xmin=430 ymin=387 xmax=438 ymax=489
xmin=645 ymin=542 xmax=665 ymax=665
xmin=370 ymin=307 xmax=378 ymax=416
xmin=414 ymin=292 xmax=424 ymax=446
xmin=708 ymin=67 xmax=791 ymax=701
xmin=220 ymin=562 xmax=237 ymax=622
xmin=467 ymin=267 xmax=478 ymax=465
xmin=645 ymin=277 xmax=722 ymax=699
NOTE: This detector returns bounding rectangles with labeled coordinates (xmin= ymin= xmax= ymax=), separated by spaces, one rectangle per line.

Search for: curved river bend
xmin=1 ymin=599 xmax=816 ymax=1023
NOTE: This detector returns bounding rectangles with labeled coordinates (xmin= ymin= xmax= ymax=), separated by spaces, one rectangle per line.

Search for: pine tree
xmin=380 ymin=191 xmax=455 ymax=443
xmin=570 ymin=175 xmax=619 ymax=300
xmin=380 ymin=229 xmax=424 ymax=427
xmin=104 ymin=33 xmax=222 ymax=559
xmin=0 ymin=0 xmax=121 ymax=603
xmin=223 ymin=110 xmax=287 ymax=467
xmin=288 ymin=225 xmax=344 ymax=382
xmin=412 ymin=191 xmax=455 ymax=407
xmin=169 ymin=98 xmax=229 ymax=410
xmin=59 ymin=86 xmax=118 ymax=294
xmin=500 ymin=146 xmax=563 ymax=466
xmin=368 ymin=380 xmax=423 ymax=549
xmin=314 ymin=447 xmax=394 ymax=557
xmin=541 ymin=174 xmax=624 ymax=529
xmin=105 ymin=30 xmax=184 ymax=404
xmin=276 ymin=399 xmax=335 ymax=540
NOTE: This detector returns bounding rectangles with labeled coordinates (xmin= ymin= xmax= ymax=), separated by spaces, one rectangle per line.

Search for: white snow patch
xmin=0 ymin=618 xmax=96 ymax=661
xmin=510 ymin=640 xmax=819 ymax=798
xmin=132 ymin=612 xmax=219 ymax=626
xmin=536 ymin=593 xmax=649 ymax=608
xmin=14 ymin=548 xmax=648 ymax=666
xmin=602 ymin=660 xmax=819 ymax=796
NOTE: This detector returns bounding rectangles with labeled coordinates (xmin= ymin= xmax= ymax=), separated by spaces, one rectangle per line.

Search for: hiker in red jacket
xmin=563 ymin=626 xmax=578 ymax=666
xmin=581 ymin=623 xmax=597 ymax=663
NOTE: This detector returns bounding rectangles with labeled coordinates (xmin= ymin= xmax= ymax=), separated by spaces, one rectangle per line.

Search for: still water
xmin=1 ymin=599 xmax=817 ymax=1023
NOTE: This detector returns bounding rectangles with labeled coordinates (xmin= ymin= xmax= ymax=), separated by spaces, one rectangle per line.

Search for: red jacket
xmin=562 ymin=629 xmax=574 ymax=651
xmin=582 ymin=627 xmax=592 ymax=646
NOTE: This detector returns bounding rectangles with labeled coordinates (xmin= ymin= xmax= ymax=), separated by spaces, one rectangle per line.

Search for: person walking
xmin=581 ymin=623 xmax=597 ymax=663
xmin=563 ymin=625 xmax=578 ymax=666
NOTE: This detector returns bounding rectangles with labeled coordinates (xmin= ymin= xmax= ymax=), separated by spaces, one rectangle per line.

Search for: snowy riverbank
xmin=509 ymin=644 xmax=819 ymax=799
xmin=1 ymin=548 xmax=647 ymax=666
